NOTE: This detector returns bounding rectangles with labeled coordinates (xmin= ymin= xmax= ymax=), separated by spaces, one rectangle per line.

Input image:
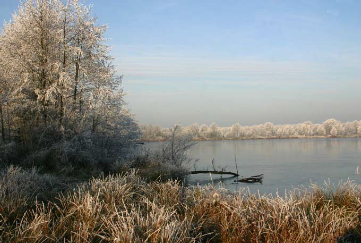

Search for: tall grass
xmin=1 ymin=166 xmax=361 ymax=242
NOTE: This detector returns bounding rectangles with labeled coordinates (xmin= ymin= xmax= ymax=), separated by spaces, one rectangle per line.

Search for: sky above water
xmin=1 ymin=0 xmax=361 ymax=127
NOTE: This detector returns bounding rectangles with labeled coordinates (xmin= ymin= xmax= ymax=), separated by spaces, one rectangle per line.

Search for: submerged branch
xmin=190 ymin=170 xmax=239 ymax=177
xmin=235 ymin=174 xmax=264 ymax=183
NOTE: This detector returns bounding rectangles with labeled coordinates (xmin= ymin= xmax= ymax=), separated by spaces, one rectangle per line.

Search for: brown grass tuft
xmin=1 ymin=167 xmax=361 ymax=242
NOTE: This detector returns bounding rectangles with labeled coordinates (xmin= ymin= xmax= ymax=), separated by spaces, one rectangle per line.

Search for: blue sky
xmin=1 ymin=0 xmax=361 ymax=127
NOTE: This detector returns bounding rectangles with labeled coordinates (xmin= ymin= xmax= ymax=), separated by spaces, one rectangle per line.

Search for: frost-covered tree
xmin=207 ymin=123 xmax=220 ymax=138
xmin=358 ymin=125 xmax=361 ymax=136
xmin=140 ymin=118 xmax=361 ymax=141
xmin=336 ymin=124 xmax=345 ymax=137
xmin=297 ymin=123 xmax=308 ymax=136
xmin=188 ymin=123 xmax=200 ymax=137
xmin=316 ymin=125 xmax=326 ymax=136
xmin=218 ymin=127 xmax=229 ymax=138
xmin=282 ymin=125 xmax=291 ymax=138
xmin=245 ymin=126 xmax=254 ymax=138
xmin=323 ymin=119 xmax=340 ymax=135
xmin=0 ymin=60 xmax=11 ymax=143
xmin=263 ymin=122 xmax=274 ymax=137
xmin=0 ymin=0 xmax=139 ymax=172
xmin=330 ymin=126 xmax=338 ymax=137
xmin=199 ymin=124 xmax=208 ymax=137
xmin=230 ymin=123 xmax=241 ymax=138
xmin=344 ymin=121 xmax=358 ymax=136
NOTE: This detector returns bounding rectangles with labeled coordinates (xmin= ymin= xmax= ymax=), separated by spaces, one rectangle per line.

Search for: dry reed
xmin=1 ymin=166 xmax=361 ymax=242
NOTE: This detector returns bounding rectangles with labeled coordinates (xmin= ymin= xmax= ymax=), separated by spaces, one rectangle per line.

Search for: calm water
xmin=145 ymin=138 xmax=361 ymax=196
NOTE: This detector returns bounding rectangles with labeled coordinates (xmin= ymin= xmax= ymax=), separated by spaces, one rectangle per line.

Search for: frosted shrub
xmin=0 ymin=165 xmax=63 ymax=230
xmin=123 ymin=125 xmax=195 ymax=182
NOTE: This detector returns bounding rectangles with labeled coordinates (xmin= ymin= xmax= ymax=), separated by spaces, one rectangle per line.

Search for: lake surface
xmin=145 ymin=138 xmax=361 ymax=196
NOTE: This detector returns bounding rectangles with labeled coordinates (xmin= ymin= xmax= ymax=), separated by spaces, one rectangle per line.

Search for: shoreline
xmin=140 ymin=135 xmax=361 ymax=143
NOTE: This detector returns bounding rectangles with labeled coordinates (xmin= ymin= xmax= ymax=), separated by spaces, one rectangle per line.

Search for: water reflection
xmin=145 ymin=138 xmax=361 ymax=196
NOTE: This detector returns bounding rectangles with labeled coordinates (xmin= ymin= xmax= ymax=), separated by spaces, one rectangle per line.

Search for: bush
xmin=117 ymin=125 xmax=195 ymax=182
xmin=0 ymin=166 xmax=66 ymax=231
xmin=0 ymin=124 xmax=139 ymax=176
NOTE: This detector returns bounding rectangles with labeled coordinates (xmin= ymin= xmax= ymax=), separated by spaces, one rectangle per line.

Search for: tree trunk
xmin=59 ymin=13 xmax=67 ymax=128
xmin=6 ymin=108 xmax=11 ymax=141
xmin=0 ymin=103 xmax=6 ymax=143
xmin=73 ymin=61 xmax=79 ymax=102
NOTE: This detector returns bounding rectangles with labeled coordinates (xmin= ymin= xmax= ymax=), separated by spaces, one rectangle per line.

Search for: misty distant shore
xmin=141 ymin=118 xmax=361 ymax=142
xmin=141 ymin=135 xmax=361 ymax=143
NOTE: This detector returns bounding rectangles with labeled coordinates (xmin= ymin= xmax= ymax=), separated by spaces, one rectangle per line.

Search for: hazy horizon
xmin=2 ymin=0 xmax=361 ymax=127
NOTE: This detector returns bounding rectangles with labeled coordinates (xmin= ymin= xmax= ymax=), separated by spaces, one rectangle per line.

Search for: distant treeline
xmin=141 ymin=118 xmax=361 ymax=141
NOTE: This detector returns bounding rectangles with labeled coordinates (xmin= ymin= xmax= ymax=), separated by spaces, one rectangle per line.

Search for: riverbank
xmin=1 ymin=166 xmax=360 ymax=242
